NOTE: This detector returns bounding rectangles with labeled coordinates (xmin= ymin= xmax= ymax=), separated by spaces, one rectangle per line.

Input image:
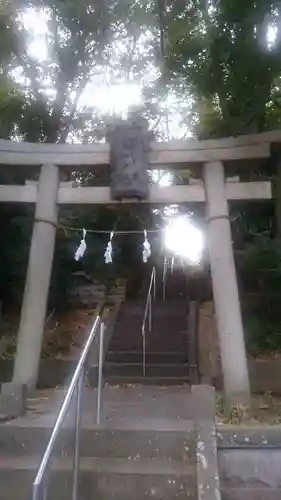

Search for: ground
xmin=0 ymin=305 xmax=100 ymax=360
xmin=216 ymin=392 xmax=281 ymax=425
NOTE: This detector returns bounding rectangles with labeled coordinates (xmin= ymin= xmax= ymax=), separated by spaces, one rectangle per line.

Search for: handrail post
xmin=153 ymin=267 xmax=156 ymax=301
xmin=43 ymin=477 xmax=48 ymax=500
xmin=148 ymin=294 xmax=152 ymax=332
xmin=43 ymin=487 xmax=47 ymax=500
xmin=96 ymin=322 xmax=104 ymax=425
xmin=72 ymin=367 xmax=84 ymax=500
xmin=32 ymin=482 xmax=40 ymax=500
xmin=33 ymin=460 xmax=50 ymax=500
xmin=142 ymin=328 xmax=146 ymax=377
xmin=32 ymin=315 xmax=101 ymax=500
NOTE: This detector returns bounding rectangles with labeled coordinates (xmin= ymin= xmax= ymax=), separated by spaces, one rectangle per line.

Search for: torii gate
xmin=0 ymin=130 xmax=277 ymax=405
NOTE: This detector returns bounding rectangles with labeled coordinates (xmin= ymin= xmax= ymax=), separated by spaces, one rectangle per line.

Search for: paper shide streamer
xmin=74 ymin=228 xmax=153 ymax=264
xmin=142 ymin=229 xmax=151 ymax=263
xmin=74 ymin=228 xmax=87 ymax=261
xmin=105 ymin=231 xmax=114 ymax=264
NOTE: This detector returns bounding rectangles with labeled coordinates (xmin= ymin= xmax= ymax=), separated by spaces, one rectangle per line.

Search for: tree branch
xmin=8 ymin=4 xmax=45 ymax=104
xmin=58 ymin=72 xmax=89 ymax=143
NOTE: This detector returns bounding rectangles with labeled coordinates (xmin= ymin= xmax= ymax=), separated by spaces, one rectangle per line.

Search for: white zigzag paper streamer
xmin=105 ymin=231 xmax=114 ymax=263
xmin=74 ymin=228 xmax=87 ymax=261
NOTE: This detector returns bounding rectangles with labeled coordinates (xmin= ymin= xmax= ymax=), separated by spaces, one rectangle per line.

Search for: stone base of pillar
xmin=0 ymin=382 xmax=27 ymax=419
xmin=223 ymin=390 xmax=251 ymax=407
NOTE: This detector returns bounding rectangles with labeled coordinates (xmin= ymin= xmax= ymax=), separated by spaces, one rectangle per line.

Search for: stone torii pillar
xmin=203 ymin=161 xmax=250 ymax=402
xmin=13 ymin=163 xmax=59 ymax=390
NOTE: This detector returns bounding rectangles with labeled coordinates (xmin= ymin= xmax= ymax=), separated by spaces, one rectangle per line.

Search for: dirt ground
xmin=0 ymin=306 xmax=100 ymax=360
xmin=216 ymin=392 xmax=281 ymax=425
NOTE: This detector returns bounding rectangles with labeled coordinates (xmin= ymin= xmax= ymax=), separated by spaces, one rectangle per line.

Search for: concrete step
xmin=107 ymin=345 xmax=189 ymax=354
xmin=121 ymin=299 xmax=186 ymax=307
xmin=106 ymin=351 xmax=188 ymax=364
xmin=149 ymin=305 xmax=185 ymax=321
xmin=221 ymin=488 xmax=281 ymax=500
xmin=150 ymin=310 xmax=187 ymax=318
xmin=113 ymin=322 xmax=143 ymax=331
xmin=105 ymin=375 xmax=190 ymax=385
xmin=116 ymin=307 xmax=186 ymax=319
xmin=104 ymin=362 xmax=190 ymax=378
xmin=147 ymin=326 xmax=187 ymax=334
xmin=108 ymin=339 xmax=189 ymax=346
xmin=0 ymin=455 xmax=197 ymax=500
xmin=108 ymin=340 xmax=189 ymax=349
xmin=0 ymin=425 xmax=196 ymax=460
xmin=111 ymin=329 xmax=188 ymax=338
xmin=109 ymin=336 xmax=189 ymax=343
xmin=114 ymin=320 xmax=186 ymax=328
xmin=149 ymin=322 xmax=187 ymax=330
xmin=108 ymin=340 xmax=188 ymax=349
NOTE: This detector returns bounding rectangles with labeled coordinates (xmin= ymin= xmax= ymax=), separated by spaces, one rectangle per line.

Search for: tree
xmin=156 ymin=0 xmax=281 ymax=353
xmin=164 ymin=0 xmax=281 ymax=136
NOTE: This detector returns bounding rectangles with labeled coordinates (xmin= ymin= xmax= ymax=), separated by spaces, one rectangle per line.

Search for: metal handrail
xmin=32 ymin=316 xmax=105 ymax=500
xmin=141 ymin=266 xmax=156 ymax=376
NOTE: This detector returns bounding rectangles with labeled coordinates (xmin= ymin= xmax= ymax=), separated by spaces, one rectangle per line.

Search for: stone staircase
xmin=0 ymin=424 xmax=197 ymax=500
xmin=104 ymin=264 xmax=193 ymax=386
xmin=4 ymin=265 xmax=277 ymax=500
xmin=0 ymin=385 xmax=214 ymax=500
xmin=104 ymin=298 xmax=190 ymax=385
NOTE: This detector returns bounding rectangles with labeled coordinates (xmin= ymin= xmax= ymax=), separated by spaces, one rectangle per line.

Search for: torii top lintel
xmin=0 ymin=130 xmax=280 ymax=168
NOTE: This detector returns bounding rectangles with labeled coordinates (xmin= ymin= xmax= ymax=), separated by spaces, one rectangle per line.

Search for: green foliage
xmin=0 ymin=209 xmax=33 ymax=308
xmin=238 ymin=235 xmax=281 ymax=352
xmin=164 ymin=0 xmax=281 ymax=136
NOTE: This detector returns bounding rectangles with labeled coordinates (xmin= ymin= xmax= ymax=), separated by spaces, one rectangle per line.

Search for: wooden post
xmin=203 ymin=161 xmax=250 ymax=403
xmin=13 ymin=164 xmax=59 ymax=390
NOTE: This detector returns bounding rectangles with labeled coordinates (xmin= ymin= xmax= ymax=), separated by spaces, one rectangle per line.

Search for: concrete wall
xmin=0 ymin=354 xmax=275 ymax=392
xmin=217 ymin=427 xmax=281 ymax=497
xmin=0 ymin=359 xmax=77 ymax=389
xmin=218 ymin=448 xmax=281 ymax=495
xmin=248 ymin=359 xmax=281 ymax=395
